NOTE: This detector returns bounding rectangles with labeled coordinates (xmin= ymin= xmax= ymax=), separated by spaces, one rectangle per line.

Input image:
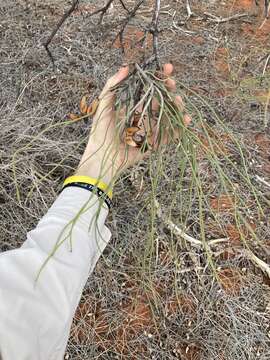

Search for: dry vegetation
xmin=1 ymin=0 xmax=270 ymax=359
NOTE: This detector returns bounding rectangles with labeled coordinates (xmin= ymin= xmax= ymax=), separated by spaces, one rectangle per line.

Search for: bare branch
xmin=112 ymin=0 xmax=145 ymax=54
xmin=118 ymin=0 xmax=129 ymax=12
xmin=44 ymin=0 xmax=79 ymax=67
xmin=255 ymin=175 xmax=270 ymax=189
xmin=44 ymin=0 xmax=117 ymax=67
xmin=150 ymin=0 xmax=161 ymax=67
xmin=262 ymin=53 xmax=270 ymax=76
xmin=96 ymin=0 xmax=115 ymax=24
xmin=204 ymin=12 xmax=249 ymax=24
xmin=154 ymin=199 xmax=228 ymax=248
xmin=243 ymin=249 xmax=270 ymax=278
xmin=265 ymin=0 xmax=270 ymax=18
xmin=186 ymin=0 xmax=193 ymax=20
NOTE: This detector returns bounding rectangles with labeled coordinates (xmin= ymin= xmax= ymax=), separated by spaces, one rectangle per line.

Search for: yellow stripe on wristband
xmin=63 ymin=175 xmax=113 ymax=199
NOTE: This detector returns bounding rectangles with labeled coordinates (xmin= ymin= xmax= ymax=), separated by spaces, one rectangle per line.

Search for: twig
xmin=96 ymin=0 xmax=115 ymax=24
xmin=254 ymin=52 xmax=270 ymax=72
xmin=262 ymin=53 xmax=270 ymax=76
xmin=154 ymin=200 xmax=228 ymax=248
xmin=44 ymin=0 xmax=116 ymax=66
xmin=150 ymin=0 xmax=161 ymax=67
xmin=112 ymin=0 xmax=145 ymax=54
xmin=265 ymin=0 xmax=270 ymax=18
xmin=208 ymin=237 xmax=230 ymax=246
xmin=186 ymin=0 xmax=193 ymax=21
xmin=263 ymin=89 xmax=270 ymax=128
xmin=118 ymin=0 xmax=129 ymax=12
xmin=255 ymin=175 xmax=270 ymax=189
xmin=155 ymin=199 xmax=270 ymax=279
xmin=171 ymin=23 xmax=196 ymax=35
xmin=154 ymin=199 xmax=201 ymax=246
xmin=44 ymin=0 xmax=79 ymax=67
xmin=171 ymin=10 xmax=197 ymax=35
xmin=177 ymin=266 xmax=204 ymax=274
xmin=243 ymin=249 xmax=270 ymax=278
xmin=204 ymin=12 xmax=249 ymax=24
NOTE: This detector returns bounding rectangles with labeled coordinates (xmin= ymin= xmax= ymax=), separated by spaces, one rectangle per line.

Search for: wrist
xmin=75 ymin=152 xmax=118 ymax=186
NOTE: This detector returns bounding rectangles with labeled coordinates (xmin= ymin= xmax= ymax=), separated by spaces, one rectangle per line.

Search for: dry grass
xmin=1 ymin=1 xmax=270 ymax=359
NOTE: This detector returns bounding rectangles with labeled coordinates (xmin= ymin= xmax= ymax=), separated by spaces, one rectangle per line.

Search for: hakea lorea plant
xmin=70 ymin=63 xmax=190 ymax=153
xmin=66 ymin=61 xmax=270 ymax=280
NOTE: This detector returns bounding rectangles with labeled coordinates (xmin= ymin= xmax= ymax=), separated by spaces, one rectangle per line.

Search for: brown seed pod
xmin=124 ymin=127 xmax=140 ymax=147
xmin=80 ymin=95 xmax=88 ymax=114
xmin=86 ymin=98 xmax=99 ymax=117
xmin=132 ymin=132 xmax=145 ymax=145
xmin=124 ymin=126 xmax=153 ymax=151
xmin=68 ymin=113 xmax=80 ymax=121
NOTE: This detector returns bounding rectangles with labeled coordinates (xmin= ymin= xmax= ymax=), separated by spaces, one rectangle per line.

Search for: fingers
xmin=184 ymin=113 xmax=192 ymax=126
xmin=174 ymin=95 xmax=192 ymax=126
xmin=106 ymin=66 xmax=129 ymax=89
xmin=166 ymin=78 xmax=176 ymax=92
xmin=163 ymin=63 xmax=174 ymax=76
xmin=163 ymin=63 xmax=176 ymax=92
xmin=152 ymin=94 xmax=184 ymax=115
xmin=98 ymin=65 xmax=129 ymax=109
xmin=174 ymin=95 xmax=184 ymax=111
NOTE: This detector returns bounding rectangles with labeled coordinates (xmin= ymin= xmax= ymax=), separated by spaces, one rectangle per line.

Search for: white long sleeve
xmin=0 ymin=187 xmax=111 ymax=360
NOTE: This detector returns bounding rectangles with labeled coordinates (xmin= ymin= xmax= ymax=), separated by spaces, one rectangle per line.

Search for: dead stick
xmin=112 ymin=0 xmax=145 ymax=54
xmin=186 ymin=0 xmax=193 ymax=20
xmin=118 ymin=0 xmax=129 ymax=12
xmin=265 ymin=0 xmax=270 ymax=18
xmin=98 ymin=0 xmax=115 ymax=24
xmin=204 ymin=12 xmax=248 ymax=24
xmin=44 ymin=0 xmax=116 ymax=67
xmin=150 ymin=0 xmax=161 ymax=67
xmin=44 ymin=0 xmax=79 ymax=67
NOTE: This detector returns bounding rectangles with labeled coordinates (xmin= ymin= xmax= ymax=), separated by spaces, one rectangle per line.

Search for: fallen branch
xmin=262 ymin=53 xmax=270 ymax=76
xmin=255 ymin=175 xmax=270 ymax=189
xmin=243 ymin=249 xmax=270 ymax=278
xmin=171 ymin=10 xmax=197 ymax=35
xmin=155 ymin=199 xmax=270 ymax=279
xmin=186 ymin=0 xmax=193 ymax=21
xmin=154 ymin=199 xmax=228 ymax=247
xmin=204 ymin=12 xmax=249 ymax=24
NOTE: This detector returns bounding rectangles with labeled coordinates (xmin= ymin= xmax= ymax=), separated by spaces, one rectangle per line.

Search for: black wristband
xmin=62 ymin=182 xmax=113 ymax=210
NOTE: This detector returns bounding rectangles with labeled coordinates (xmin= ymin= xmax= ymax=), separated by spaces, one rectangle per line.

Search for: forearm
xmin=0 ymin=187 xmax=111 ymax=360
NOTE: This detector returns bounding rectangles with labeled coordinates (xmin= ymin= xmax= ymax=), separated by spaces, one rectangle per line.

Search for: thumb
xmin=98 ymin=66 xmax=129 ymax=107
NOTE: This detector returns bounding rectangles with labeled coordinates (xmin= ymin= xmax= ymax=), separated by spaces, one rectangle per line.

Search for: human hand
xmin=75 ymin=64 xmax=191 ymax=186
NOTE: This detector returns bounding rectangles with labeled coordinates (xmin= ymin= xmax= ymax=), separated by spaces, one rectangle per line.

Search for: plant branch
xmin=44 ymin=0 xmax=116 ymax=67
xmin=154 ymin=199 xmax=228 ymax=248
xmin=112 ymin=0 xmax=145 ymax=54
xmin=255 ymin=175 xmax=270 ymax=189
xmin=243 ymin=249 xmax=270 ymax=278
xmin=96 ymin=0 xmax=115 ymax=24
xmin=186 ymin=0 xmax=193 ymax=21
xmin=204 ymin=12 xmax=249 ymax=24
xmin=265 ymin=0 xmax=270 ymax=18
xmin=150 ymin=0 xmax=161 ymax=67
xmin=118 ymin=0 xmax=129 ymax=12
xmin=44 ymin=0 xmax=79 ymax=67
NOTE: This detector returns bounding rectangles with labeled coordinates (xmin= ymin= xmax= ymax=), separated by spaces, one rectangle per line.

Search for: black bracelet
xmin=62 ymin=182 xmax=113 ymax=210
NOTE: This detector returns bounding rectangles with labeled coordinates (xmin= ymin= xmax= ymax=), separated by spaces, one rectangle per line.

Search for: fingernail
xmin=122 ymin=62 xmax=128 ymax=67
